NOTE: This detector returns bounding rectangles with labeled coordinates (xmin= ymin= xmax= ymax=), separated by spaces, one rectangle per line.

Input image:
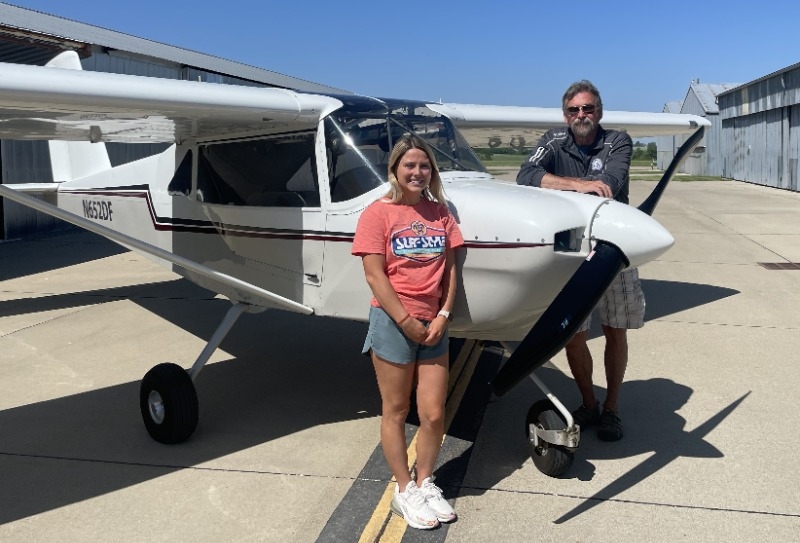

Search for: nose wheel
xmin=526 ymin=399 xmax=576 ymax=477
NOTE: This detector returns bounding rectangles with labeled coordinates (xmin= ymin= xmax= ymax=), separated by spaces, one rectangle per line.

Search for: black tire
xmin=526 ymin=399 xmax=574 ymax=477
xmin=140 ymin=362 xmax=199 ymax=444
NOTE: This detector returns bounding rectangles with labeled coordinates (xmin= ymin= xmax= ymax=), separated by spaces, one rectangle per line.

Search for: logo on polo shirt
xmin=392 ymin=220 xmax=446 ymax=263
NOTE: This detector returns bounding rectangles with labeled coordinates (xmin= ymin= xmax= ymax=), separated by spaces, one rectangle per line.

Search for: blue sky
xmin=6 ymin=1 xmax=800 ymax=112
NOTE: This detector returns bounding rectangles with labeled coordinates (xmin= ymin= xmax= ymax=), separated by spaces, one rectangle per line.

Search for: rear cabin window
xmin=196 ymin=131 xmax=319 ymax=207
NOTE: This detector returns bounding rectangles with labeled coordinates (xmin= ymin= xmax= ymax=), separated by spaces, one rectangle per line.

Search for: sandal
xmin=598 ymin=410 xmax=624 ymax=441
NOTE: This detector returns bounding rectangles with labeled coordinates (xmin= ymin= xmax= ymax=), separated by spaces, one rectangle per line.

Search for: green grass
xmin=632 ymin=175 xmax=729 ymax=182
xmin=476 ymin=154 xmax=729 ymax=182
xmin=478 ymin=154 xmax=528 ymax=167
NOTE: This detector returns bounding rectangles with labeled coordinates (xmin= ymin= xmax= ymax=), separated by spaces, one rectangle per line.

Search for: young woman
xmin=352 ymin=135 xmax=464 ymax=529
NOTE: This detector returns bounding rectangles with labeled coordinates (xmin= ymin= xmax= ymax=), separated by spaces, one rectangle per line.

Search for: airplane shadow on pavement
xmin=0 ymin=238 xmax=743 ymax=525
xmin=437 ymin=278 xmax=745 ymax=523
xmin=0 ymin=278 xmax=379 ymax=525
xmin=0 ymin=229 xmax=126 ymax=281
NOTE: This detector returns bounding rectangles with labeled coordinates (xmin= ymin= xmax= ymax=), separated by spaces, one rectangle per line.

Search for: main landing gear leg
xmin=139 ymin=302 xmax=259 ymax=444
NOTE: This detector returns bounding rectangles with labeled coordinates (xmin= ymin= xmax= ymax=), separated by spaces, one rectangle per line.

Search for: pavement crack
xmin=459 ymin=484 xmax=800 ymax=519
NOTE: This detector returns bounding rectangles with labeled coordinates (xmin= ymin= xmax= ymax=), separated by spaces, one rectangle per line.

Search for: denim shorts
xmin=362 ymin=306 xmax=449 ymax=364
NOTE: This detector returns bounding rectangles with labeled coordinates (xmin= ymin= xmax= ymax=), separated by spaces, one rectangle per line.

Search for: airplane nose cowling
xmin=590 ymin=200 xmax=675 ymax=269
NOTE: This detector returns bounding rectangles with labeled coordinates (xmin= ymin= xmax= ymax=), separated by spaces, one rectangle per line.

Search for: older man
xmin=516 ymin=80 xmax=644 ymax=441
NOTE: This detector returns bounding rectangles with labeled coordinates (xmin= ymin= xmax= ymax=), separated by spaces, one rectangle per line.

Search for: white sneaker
xmin=390 ymin=481 xmax=439 ymax=529
xmin=420 ymin=477 xmax=457 ymax=522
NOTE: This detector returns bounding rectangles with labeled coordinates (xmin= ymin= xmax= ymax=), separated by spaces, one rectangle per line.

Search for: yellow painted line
xmin=357 ymin=340 xmax=483 ymax=543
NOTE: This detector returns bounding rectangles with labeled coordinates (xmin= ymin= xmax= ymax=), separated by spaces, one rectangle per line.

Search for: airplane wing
xmin=429 ymin=102 xmax=709 ymax=149
xmin=0 ymin=51 xmax=333 ymax=312
xmin=0 ymin=51 xmax=343 ymax=144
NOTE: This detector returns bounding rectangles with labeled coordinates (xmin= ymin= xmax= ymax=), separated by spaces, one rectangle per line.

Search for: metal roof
xmin=717 ymin=60 xmax=800 ymax=97
xmin=688 ymin=82 xmax=741 ymax=113
xmin=662 ymin=100 xmax=683 ymax=113
xmin=0 ymin=2 xmax=348 ymax=94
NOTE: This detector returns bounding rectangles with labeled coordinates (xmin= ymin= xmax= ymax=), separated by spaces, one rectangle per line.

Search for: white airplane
xmin=0 ymin=51 xmax=708 ymax=476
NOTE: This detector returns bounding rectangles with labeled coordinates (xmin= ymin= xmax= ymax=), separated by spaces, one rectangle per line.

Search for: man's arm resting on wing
xmin=519 ymin=159 xmax=613 ymax=197
xmin=516 ymin=138 xmax=611 ymax=197
xmin=516 ymin=141 xmax=552 ymax=188
xmin=540 ymin=172 xmax=613 ymax=197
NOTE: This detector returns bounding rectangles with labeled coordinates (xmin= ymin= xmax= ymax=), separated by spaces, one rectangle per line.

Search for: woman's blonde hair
xmin=385 ymin=135 xmax=446 ymax=204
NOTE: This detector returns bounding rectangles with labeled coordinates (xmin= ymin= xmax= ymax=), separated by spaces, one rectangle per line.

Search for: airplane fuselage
xmin=48 ymin=97 xmax=674 ymax=341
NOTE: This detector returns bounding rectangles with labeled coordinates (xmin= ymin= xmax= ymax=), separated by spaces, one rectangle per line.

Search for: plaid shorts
xmin=578 ymin=267 xmax=646 ymax=332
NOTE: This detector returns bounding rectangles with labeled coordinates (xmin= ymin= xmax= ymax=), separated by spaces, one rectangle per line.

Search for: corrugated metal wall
xmin=719 ymin=65 xmax=800 ymax=192
xmin=678 ymin=90 xmax=714 ymax=176
xmin=655 ymin=133 xmax=676 ymax=170
xmin=721 ymin=107 xmax=797 ymax=191
xmin=1 ymin=140 xmax=69 ymax=239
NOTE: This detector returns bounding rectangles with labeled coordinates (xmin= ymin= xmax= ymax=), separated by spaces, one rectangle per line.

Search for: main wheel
xmin=526 ymin=399 xmax=574 ymax=477
xmin=140 ymin=362 xmax=199 ymax=444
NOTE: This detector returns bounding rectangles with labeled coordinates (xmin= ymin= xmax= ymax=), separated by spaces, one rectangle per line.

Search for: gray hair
xmin=562 ymin=80 xmax=603 ymax=111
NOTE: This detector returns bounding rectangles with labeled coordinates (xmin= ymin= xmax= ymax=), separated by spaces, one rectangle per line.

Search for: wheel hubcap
xmin=148 ymin=390 xmax=165 ymax=424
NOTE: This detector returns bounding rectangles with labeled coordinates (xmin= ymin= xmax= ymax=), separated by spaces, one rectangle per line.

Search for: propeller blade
xmin=490 ymin=241 xmax=626 ymax=396
xmin=638 ymin=126 xmax=705 ymax=216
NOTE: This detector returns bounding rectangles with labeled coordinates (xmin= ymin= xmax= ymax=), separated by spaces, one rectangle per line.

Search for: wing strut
xmin=0 ymin=185 xmax=313 ymax=315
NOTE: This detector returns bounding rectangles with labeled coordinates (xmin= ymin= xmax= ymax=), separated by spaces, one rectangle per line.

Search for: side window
xmin=196 ymin=131 xmax=319 ymax=207
xmin=326 ymin=118 xmax=388 ymax=203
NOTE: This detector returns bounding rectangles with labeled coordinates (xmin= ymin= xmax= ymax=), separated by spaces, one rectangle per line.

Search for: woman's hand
xmin=421 ymin=315 xmax=448 ymax=346
xmin=400 ymin=317 xmax=429 ymax=344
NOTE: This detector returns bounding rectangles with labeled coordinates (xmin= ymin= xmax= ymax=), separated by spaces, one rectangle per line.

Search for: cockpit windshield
xmin=325 ymin=101 xmax=485 ymax=202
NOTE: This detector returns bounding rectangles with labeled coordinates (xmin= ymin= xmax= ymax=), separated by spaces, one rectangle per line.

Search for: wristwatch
xmin=437 ymin=309 xmax=452 ymax=321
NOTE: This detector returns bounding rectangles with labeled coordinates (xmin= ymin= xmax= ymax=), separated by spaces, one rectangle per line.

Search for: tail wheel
xmin=140 ymin=362 xmax=198 ymax=444
xmin=526 ymin=399 xmax=574 ymax=477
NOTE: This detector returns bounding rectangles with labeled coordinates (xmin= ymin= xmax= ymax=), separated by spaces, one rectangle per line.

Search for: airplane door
xmin=186 ymin=132 xmax=326 ymax=306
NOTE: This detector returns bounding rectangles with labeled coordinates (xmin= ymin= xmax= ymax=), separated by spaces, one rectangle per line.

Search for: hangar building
xmin=655 ymin=82 xmax=740 ymax=175
xmin=0 ymin=3 xmax=348 ymax=240
xmin=659 ymin=65 xmax=800 ymax=194
xmin=718 ymin=64 xmax=800 ymax=192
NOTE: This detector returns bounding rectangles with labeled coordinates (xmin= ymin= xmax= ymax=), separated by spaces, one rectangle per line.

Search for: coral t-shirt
xmin=352 ymin=198 xmax=464 ymax=320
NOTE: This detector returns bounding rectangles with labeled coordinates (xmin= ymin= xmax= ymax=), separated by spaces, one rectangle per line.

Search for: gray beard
xmin=571 ymin=118 xmax=595 ymax=140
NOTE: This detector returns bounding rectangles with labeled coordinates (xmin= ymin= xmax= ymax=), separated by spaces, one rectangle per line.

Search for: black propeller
xmin=638 ymin=126 xmax=706 ymax=216
xmin=490 ymin=126 xmax=706 ymax=396
xmin=490 ymin=241 xmax=626 ymax=396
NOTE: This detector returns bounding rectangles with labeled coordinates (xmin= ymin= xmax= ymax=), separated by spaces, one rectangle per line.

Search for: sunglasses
xmin=564 ymin=104 xmax=597 ymax=115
